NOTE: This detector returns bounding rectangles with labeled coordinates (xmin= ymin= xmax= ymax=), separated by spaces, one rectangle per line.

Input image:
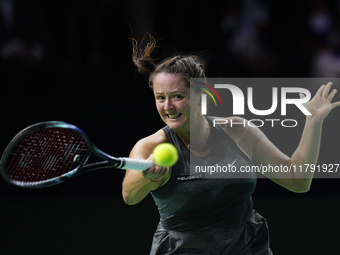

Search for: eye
xmin=174 ymin=94 xmax=184 ymax=100
xmin=156 ymin=95 xmax=165 ymax=101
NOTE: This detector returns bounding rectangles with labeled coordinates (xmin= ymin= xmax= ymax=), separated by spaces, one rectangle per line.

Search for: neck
xmin=175 ymin=116 xmax=211 ymax=151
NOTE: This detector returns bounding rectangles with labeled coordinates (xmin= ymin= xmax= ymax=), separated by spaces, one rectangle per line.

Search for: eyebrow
xmin=154 ymin=90 xmax=187 ymax=95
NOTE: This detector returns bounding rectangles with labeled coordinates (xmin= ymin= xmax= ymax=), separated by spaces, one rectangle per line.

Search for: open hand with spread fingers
xmin=300 ymin=82 xmax=340 ymax=122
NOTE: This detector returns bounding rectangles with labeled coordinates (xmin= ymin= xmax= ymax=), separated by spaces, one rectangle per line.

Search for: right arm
xmin=122 ymin=130 xmax=171 ymax=205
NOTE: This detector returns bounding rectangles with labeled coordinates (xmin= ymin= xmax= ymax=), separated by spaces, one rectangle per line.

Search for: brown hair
xmin=132 ymin=34 xmax=206 ymax=89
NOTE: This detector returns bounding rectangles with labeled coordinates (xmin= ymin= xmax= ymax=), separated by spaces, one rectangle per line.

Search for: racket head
xmin=0 ymin=121 xmax=92 ymax=188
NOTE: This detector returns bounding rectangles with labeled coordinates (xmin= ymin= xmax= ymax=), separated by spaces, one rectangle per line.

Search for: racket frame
xmin=0 ymin=121 xmax=153 ymax=188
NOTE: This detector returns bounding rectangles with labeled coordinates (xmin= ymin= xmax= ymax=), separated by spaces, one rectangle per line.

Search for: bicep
xmin=123 ymin=131 xmax=167 ymax=191
xmin=250 ymin=127 xmax=303 ymax=191
xmin=222 ymin=117 xmax=291 ymax=169
xmin=122 ymin=142 xmax=158 ymax=204
xmin=251 ymin=127 xmax=291 ymax=169
xmin=123 ymin=138 xmax=154 ymax=182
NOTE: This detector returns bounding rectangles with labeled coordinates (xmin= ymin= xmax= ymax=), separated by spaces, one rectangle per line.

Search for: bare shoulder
xmin=211 ymin=116 xmax=262 ymax=157
xmin=130 ymin=129 xmax=167 ymax=160
xmin=212 ymin=116 xmax=249 ymax=142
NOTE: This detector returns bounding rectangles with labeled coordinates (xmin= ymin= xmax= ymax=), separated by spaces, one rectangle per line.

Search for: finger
xmin=316 ymin=84 xmax=326 ymax=97
xmin=144 ymin=165 xmax=156 ymax=175
xmin=156 ymin=166 xmax=165 ymax=174
xmin=154 ymin=165 xmax=168 ymax=175
xmin=327 ymin=89 xmax=337 ymax=102
xmin=322 ymin=82 xmax=333 ymax=98
xmin=332 ymin=101 xmax=340 ymax=109
xmin=148 ymin=154 xmax=155 ymax=162
xmin=159 ymin=166 xmax=170 ymax=175
xmin=299 ymin=93 xmax=306 ymax=98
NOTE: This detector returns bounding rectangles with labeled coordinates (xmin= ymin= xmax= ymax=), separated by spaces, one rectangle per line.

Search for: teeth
xmin=168 ymin=113 xmax=181 ymax=119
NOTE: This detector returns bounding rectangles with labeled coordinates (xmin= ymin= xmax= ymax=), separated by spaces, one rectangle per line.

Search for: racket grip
xmin=119 ymin=157 xmax=154 ymax=171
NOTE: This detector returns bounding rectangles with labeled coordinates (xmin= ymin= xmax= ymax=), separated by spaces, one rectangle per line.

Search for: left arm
xmin=249 ymin=82 xmax=340 ymax=192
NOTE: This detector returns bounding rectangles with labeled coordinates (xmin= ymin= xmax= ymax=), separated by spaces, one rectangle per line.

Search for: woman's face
xmin=153 ymin=73 xmax=199 ymax=134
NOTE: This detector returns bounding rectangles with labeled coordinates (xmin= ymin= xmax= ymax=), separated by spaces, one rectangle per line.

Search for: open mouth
xmin=166 ymin=113 xmax=182 ymax=119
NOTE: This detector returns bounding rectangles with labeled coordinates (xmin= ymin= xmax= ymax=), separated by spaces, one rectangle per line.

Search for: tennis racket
xmin=0 ymin=121 xmax=154 ymax=188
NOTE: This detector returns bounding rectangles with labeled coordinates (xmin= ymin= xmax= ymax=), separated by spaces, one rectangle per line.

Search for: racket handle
xmin=118 ymin=157 xmax=154 ymax=171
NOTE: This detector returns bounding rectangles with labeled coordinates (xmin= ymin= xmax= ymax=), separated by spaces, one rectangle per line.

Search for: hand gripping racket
xmin=0 ymin=121 xmax=154 ymax=188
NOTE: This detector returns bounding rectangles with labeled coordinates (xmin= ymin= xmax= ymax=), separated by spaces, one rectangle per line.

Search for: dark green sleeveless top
xmin=149 ymin=117 xmax=272 ymax=255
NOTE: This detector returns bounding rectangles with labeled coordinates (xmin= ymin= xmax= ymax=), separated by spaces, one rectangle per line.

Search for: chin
xmin=167 ymin=121 xmax=188 ymax=133
xmin=163 ymin=114 xmax=188 ymax=130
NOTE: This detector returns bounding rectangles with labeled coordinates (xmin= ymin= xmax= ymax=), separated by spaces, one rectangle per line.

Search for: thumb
xmin=299 ymin=93 xmax=306 ymax=99
xmin=147 ymin=153 xmax=155 ymax=162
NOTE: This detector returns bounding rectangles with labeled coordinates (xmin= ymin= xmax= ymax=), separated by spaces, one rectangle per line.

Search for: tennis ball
xmin=153 ymin=143 xmax=178 ymax=167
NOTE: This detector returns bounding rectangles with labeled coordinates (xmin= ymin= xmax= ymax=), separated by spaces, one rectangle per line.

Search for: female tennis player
xmin=122 ymin=35 xmax=340 ymax=255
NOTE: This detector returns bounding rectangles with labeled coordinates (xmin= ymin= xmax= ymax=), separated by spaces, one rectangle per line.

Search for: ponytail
xmin=131 ymin=33 xmax=206 ymax=89
xmin=131 ymin=33 xmax=157 ymax=75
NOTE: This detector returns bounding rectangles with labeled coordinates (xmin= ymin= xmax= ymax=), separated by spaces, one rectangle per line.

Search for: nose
xmin=164 ymin=98 xmax=175 ymax=111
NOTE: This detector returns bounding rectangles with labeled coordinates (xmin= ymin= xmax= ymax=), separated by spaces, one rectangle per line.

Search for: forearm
xmin=291 ymin=116 xmax=323 ymax=179
xmin=257 ymin=83 xmax=339 ymax=192
xmin=122 ymin=171 xmax=156 ymax=205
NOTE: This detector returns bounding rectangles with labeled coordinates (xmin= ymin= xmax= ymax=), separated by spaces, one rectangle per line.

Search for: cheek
xmin=156 ymin=103 xmax=164 ymax=114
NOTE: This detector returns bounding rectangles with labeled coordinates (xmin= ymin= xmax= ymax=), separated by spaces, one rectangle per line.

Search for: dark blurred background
xmin=0 ymin=0 xmax=340 ymax=254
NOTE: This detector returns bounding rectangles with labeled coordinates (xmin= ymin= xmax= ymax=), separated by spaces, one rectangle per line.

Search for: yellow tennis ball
xmin=153 ymin=143 xmax=178 ymax=167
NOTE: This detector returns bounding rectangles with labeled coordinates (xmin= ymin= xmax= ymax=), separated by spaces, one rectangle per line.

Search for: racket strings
xmin=25 ymin=128 xmax=74 ymax=182
xmin=28 ymin=128 xmax=76 ymax=182
xmin=4 ymin=128 xmax=88 ymax=184
xmin=17 ymin=127 xmax=54 ymax=182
